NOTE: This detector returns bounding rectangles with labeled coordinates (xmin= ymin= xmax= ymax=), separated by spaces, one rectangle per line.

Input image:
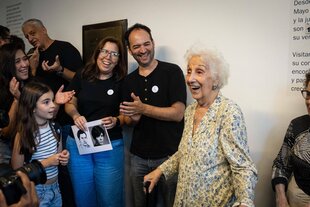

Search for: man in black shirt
xmin=22 ymin=18 xmax=83 ymax=207
xmin=121 ymin=23 xmax=187 ymax=207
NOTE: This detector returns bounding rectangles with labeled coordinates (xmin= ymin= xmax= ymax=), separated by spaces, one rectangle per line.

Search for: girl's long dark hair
xmin=17 ymin=82 xmax=58 ymax=154
xmin=0 ymin=42 xmax=31 ymax=85
xmin=82 ymin=37 xmax=127 ymax=82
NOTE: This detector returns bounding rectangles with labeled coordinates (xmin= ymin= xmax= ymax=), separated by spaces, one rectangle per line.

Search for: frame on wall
xmin=82 ymin=19 xmax=128 ymax=64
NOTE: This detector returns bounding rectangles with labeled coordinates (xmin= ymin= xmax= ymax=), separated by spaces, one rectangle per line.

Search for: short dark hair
xmin=91 ymin=126 xmax=105 ymax=138
xmin=124 ymin=23 xmax=153 ymax=47
xmin=77 ymin=130 xmax=86 ymax=140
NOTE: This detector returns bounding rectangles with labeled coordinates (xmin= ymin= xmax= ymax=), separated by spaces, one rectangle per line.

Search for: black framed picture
xmin=82 ymin=19 xmax=128 ymax=64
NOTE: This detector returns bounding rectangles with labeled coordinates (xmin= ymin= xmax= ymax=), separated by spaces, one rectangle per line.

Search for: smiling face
xmin=128 ymin=29 xmax=155 ymax=68
xmin=34 ymin=90 xmax=55 ymax=125
xmin=15 ymin=49 xmax=29 ymax=81
xmin=96 ymin=41 xmax=119 ymax=80
xmin=186 ymin=56 xmax=218 ymax=106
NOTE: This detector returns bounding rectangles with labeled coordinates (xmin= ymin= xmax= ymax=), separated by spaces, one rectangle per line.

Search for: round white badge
xmin=152 ymin=85 xmax=159 ymax=93
xmin=107 ymin=89 xmax=114 ymax=95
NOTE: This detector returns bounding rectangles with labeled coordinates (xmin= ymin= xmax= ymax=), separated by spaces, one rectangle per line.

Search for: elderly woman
xmin=272 ymin=72 xmax=310 ymax=207
xmin=144 ymin=45 xmax=258 ymax=207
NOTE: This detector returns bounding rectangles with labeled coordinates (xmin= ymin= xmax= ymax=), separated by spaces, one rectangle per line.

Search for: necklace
xmin=38 ymin=121 xmax=48 ymax=127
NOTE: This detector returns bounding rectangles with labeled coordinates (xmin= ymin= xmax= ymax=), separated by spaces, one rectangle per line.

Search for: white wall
xmin=1 ymin=0 xmax=305 ymax=206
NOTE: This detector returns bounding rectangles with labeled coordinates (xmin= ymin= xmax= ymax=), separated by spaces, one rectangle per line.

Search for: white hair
xmin=185 ymin=43 xmax=229 ymax=89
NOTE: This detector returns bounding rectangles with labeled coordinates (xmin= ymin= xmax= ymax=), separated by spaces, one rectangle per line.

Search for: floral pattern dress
xmin=159 ymin=93 xmax=258 ymax=207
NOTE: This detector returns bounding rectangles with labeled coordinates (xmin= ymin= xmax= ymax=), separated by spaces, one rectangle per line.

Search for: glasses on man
xmin=301 ymin=89 xmax=310 ymax=100
xmin=99 ymin=49 xmax=119 ymax=58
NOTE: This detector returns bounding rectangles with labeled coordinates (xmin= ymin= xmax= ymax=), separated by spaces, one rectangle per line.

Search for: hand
xmin=58 ymin=150 xmax=69 ymax=166
xmin=29 ymin=47 xmax=39 ymax=72
xmin=46 ymin=153 xmax=62 ymax=167
xmin=275 ymin=184 xmax=290 ymax=207
xmin=41 ymin=55 xmax=62 ymax=73
xmin=74 ymin=115 xmax=87 ymax=131
xmin=101 ymin=116 xmax=114 ymax=129
xmin=55 ymin=85 xmax=75 ymax=105
xmin=276 ymin=196 xmax=290 ymax=207
xmin=0 ymin=171 xmax=39 ymax=207
xmin=9 ymin=77 xmax=20 ymax=100
xmin=119 ymin=93 xmax=145 ymax=116
xmin=143 ymin=168 xmax=162 ymax=193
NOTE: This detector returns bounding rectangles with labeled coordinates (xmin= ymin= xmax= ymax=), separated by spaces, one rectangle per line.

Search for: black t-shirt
xmin=34 ymin=40 xmax=83 ymax=125
xmin=122 ymin=60 xmax=187 ymax=159
xmin=67 ymin=71 xmax=123 ymax=140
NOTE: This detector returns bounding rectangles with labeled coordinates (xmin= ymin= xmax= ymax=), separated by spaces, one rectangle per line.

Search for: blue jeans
xmin=130 ymin=154 xmax=177 ymax=207
xmin=36 ymin=181 xmax=62 ymax=207
xmin=66 ymin=136 xmax=124 ymax=207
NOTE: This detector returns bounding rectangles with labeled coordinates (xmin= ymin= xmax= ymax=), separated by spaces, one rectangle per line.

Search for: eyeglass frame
xmin=301 ymin=89 xmax=310 ymax=100
xmin=99 ymin=49 xmax=120 ymax=58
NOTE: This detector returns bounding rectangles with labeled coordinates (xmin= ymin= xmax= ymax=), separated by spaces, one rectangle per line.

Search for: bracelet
xmin=115 ymin=117 xmax=121 ymax=127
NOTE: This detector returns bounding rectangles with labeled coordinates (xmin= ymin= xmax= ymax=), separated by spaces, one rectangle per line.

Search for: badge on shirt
xmin=152 ymin=85 xmax=159 ymax=93
xmin=107 ymin=89 xmax=114 ymax=95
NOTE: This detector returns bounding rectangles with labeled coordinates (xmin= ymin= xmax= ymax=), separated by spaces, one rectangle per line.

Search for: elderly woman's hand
xmin=143 ymin=168 xmax=163 ymax=193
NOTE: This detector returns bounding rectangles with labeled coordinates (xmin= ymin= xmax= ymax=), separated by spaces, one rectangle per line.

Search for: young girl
xmin=11 ymin=82 xmax=70 ymax=207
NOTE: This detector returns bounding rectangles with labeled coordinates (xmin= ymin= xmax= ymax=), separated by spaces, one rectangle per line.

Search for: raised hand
xmin=42 ymin=55 xmax=62 ymax=73
xmin=9 ymin=77 xmax=20 ymax=100
xmin=55 ymin=85 xmax=75 ymax=105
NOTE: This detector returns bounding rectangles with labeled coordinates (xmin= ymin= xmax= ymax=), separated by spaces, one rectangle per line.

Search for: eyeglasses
xmin=301 ymin=89 xmax=310 ymax=100
xmin=99 ymin=49 xmax=119 ymax=58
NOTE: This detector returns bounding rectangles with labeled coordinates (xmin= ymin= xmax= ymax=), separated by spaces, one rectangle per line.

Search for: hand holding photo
xmin=71 ymin=119 xmax=112 ymax=155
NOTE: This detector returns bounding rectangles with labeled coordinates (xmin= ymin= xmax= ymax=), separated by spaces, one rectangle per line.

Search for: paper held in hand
xmin=71 ymin=119 xmax=113 ymax=155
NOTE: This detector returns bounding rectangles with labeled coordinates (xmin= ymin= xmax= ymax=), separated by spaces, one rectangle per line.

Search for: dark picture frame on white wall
xmin=82 ymin=19 xmax=128 ymax=64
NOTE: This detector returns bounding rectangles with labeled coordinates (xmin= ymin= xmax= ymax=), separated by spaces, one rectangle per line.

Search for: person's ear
xmin=128 ymin=46 xmax=133 ymax=56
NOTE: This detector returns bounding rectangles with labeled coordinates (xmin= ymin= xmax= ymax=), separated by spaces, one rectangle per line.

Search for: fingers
xmin=74 ymin=116 xmax=87 ymax=131
xmin=119 ymin=103 xmax=136 ymax=116
xmin=55 ymin=90 xmax=75 ymax=105
xmin=143 ymin=169 xmax=162 ymax=193
xmin=55 ymin=55 xmax=60 ymax=63
xmin=102 ymin=117 xmax=115 ymax=129
xmin=41 ymin=60 xmax=50 ymax=71
xmin=41 ymin=55 xmax=61 ymax=72
xmin=29 ymin=181 xmax=39 ymax=207
xmin=0 ymin=189 xmax=8 ymax=207
xmin=15 ymin=171 xmax=39 ymax=207
xmin=9 ymin=78 xmax=21 ymax=99
xmin=57 ymin=85 xmax=64 ymax=93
